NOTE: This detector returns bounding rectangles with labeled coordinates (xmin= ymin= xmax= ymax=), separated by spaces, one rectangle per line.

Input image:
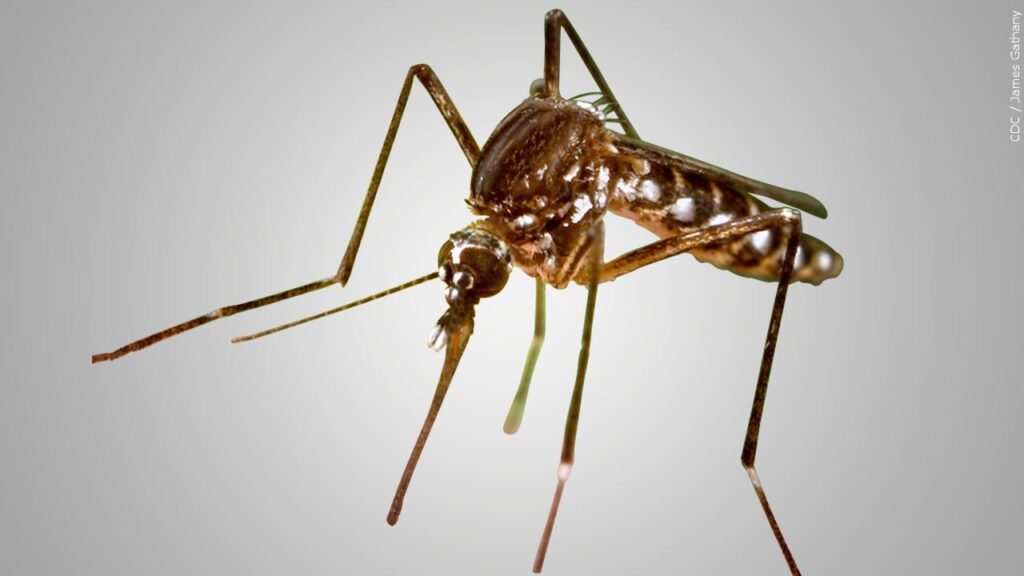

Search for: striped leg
xmin=533 ymin=224 xmax=604 ymax=573
xmin=592 ymin=209 xmax=805 ymax=575
xmin=337 ymin=64 xmax=479 ymax=285
xmin=509 ymin=7 xmax=641 ymax=435
xmin=542 ymin=9 xmax=639 ymax=139
xmin=504 ymin=278 xmax=546 ymax=434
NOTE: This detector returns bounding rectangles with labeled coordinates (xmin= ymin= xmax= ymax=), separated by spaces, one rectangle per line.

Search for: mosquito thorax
xmin=466 ymin=97 xmax=619 ymax=286
xmin=468 ymin=97 xmax=612 ymax=232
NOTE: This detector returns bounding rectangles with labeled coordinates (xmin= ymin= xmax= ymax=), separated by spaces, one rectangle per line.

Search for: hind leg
xmin=592 ymin=209 xmax=806 ymax=575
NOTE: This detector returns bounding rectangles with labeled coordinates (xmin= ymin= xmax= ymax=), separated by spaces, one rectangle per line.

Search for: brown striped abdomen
xmin=606 ymin=149 xmax=843 ymax=285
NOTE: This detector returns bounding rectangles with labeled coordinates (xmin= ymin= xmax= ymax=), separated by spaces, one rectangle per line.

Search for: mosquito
xmin=93 ymin=9 xmax=842 ymax=574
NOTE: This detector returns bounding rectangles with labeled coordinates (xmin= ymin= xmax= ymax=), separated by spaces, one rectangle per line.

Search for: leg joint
xmin=777 ymin=207 xmax=802 ymax=226
xmin=545 ymin=8 xmax=565 ymax=24
xmin=408 ymin=63 xmax=433 ymax=77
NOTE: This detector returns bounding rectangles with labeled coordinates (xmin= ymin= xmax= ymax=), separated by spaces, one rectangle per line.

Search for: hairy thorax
xmin=468 ymin=97 xmax=620 ymax=288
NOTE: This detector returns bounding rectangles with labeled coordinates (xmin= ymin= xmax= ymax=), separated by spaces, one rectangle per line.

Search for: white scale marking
xmin=816 ymin=250 xmax=832 ymax=271
xmin=562 ymin=163 xmax=580 ymax=182
xmin=708 ymin=212 xmax=734 ymax=226
xmin=640 ymin=179 xmax=661 ymax=202
xmin=615 ymin=176 xmax=638 ymax=201
xmin=669 ymin=197 xmax=695 ymax=222
xmin=750 ymin=230 xmax=772 ymax=254
xmin=571 ymin=194 xmax=593 ymax=223
xmin=512 ymin=213 xmax=538 ymax=230
xmin=793 ymin=246 xmax=805 ymax=270
xmin=597 ymin=166 xmax=610 ymax=191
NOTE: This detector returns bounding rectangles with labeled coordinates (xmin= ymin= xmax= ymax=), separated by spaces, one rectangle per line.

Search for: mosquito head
xmin=428 ymin=225 xmax=512 ymax=350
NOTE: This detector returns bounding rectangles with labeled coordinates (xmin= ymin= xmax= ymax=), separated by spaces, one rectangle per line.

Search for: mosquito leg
xmin=337 ymin=64 xmax=480 ymax=285
xmin=92 ymin=276 xmax=339 ymax=363
xmin=741 ymin=226 xmax=803 ymax=576
xmin=96 ymin=66 xmax=475 ymax=362
xmin=543 ymin=9 xmax=639 ymax=139
xmin=533 ymin=225 xmax=603 ymax=573
xmin=589 ymin=209 xmax=804 ymax=574
xmin=592 ymin=209 xmax=799 ymax=284
xmin=504 ymin=278 xmax=546 ymax=434
xmin=523 ymin=8 xmax=629 ymax=433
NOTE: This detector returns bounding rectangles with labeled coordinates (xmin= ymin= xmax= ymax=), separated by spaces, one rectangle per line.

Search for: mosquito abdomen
xmin=607 ymin=151 xmax=843 ymax=285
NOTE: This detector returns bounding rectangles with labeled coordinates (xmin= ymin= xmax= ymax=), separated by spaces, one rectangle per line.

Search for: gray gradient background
xmin=2 ymin=1 xmax=1022 ymax=574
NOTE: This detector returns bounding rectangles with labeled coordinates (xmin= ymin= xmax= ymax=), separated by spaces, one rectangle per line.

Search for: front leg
xmin=504 ymin=277 xmax=546 ymax=434
xmin=337 ymin=64 xmax=479 ymax=285
xmin=543 ymin=9 xmax=639 ymax=139
xmin=501 ymin=8 xmax=642 ymax=432
xmin=533 ymin=223 xmax=604 ymax=573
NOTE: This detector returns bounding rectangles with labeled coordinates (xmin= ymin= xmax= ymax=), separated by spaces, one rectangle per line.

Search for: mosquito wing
xmin=610 ymin=134 xmax=828 ymax=219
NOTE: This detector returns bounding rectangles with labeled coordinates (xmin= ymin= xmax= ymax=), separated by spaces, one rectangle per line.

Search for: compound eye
xmin=438 ymin=256 xmax=455 ymax=283
xmin=456 ymin=245 xmax=509 ymax=298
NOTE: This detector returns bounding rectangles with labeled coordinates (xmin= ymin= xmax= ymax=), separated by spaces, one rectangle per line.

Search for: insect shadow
xmin=94 ymin=9 xmax=842 ymax=575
